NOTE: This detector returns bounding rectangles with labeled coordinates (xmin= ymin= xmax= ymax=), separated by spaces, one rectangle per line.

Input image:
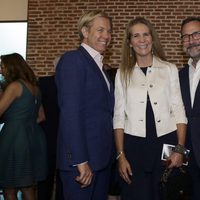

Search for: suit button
xmin=157 ymin=120 xmax=161 ymax=123
xmin=154 ymin=102 xmax=157 ymax=105
xmin=149 ymin=84 xmax=153 ymax=88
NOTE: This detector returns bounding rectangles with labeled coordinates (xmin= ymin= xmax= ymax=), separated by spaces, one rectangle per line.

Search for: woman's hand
xmin=117 ymin=155 xmax=133 ymax=184
xmin=168 ymin=152 xmax=183 ymax=168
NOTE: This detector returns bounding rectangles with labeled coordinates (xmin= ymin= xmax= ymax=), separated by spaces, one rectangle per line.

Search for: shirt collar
xmin=135 ymin=56 xmax=161 ymax=69
xmin=188 ymin=58 xmax=200 ymax=71
xmin=81 ymin=43 xmax=103 ymax=61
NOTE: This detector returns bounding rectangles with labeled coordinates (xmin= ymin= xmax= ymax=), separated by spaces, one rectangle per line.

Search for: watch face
xmin=184 ymin=150 xmax=189 ymax=156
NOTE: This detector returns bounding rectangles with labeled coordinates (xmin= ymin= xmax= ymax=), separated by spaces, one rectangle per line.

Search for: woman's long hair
xmin=121 ymin=17 xmax=166 ymax=85
xmin=0 ymin=53 xmax=37 ymax=89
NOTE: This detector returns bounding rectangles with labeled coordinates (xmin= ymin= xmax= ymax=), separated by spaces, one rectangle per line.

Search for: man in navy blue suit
xmin=55 ymin=10 xmax=114 ymax=200
xmin=179 ymin=17 xmax=200 ymax=200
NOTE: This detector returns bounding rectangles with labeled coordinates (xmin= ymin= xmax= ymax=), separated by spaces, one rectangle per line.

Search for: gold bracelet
xmin=116 ymin=151 xmax=124 ymax=160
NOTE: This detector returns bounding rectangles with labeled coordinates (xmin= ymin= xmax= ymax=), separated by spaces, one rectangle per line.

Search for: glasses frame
xmin=181 ymin=31 xmax=200 ymax=42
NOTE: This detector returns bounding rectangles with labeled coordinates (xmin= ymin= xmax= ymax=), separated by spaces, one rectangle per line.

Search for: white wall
xmin=0 ymin=0 xmax=28 ymax=21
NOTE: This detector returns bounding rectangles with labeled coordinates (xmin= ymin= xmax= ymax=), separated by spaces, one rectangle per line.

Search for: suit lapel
xmin=192 ymin=81 xmax=200 ymax=112
xmin=102 ymin=67 xmax=114 ymax=93
xmin=180 ymin=65 xmax=192 ymax=116
xmin=78 ymin=46 xmax=111 ymax=93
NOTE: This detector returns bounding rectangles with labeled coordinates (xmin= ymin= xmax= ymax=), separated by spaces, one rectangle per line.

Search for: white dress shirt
xmin=188 ymin=58 xmax=200 ymax=107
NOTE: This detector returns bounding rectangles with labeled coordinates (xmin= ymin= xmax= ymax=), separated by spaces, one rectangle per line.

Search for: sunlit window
xmin=0 ymin=22 xmax=27 ymax=59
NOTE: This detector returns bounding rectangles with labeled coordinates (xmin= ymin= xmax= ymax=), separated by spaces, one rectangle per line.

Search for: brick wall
xmin=27 ymin=0 xmax=200 ymax=76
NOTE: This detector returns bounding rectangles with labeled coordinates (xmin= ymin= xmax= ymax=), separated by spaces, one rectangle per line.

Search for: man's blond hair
xmin=77 ymin=10 xmax=112 ymax=41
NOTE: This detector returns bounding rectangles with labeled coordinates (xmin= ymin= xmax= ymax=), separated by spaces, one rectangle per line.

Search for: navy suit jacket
xmin=179 ymin=64 xmax=200 ymax=167
xmin=55 ymin=46 xmax=114 ymax=171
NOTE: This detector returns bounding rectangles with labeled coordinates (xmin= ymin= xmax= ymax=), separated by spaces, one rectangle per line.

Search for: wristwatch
xmin=173 ymin=144 xmax=189 ymax=157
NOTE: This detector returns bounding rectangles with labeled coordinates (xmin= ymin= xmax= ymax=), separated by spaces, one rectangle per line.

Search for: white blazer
xmin=113 ymin=56 xmax=187 ymax=137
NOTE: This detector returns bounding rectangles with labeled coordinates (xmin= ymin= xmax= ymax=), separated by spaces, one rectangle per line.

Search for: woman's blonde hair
xmin=121 ymin=17 xmax=166 ymax=85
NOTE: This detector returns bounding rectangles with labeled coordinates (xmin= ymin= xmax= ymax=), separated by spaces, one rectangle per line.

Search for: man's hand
xmin=75 ymin=162 xmax=93 ymax=188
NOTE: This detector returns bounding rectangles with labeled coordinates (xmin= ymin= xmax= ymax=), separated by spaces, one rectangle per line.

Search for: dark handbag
xmin=160 ymin=166 xmax=193 ymax=200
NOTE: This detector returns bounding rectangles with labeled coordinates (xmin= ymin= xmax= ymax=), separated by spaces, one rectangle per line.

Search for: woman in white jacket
xmin=113 ymin=17 xmax=187 ymax=200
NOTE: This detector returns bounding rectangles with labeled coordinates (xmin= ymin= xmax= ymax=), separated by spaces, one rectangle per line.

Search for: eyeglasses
xmin=181 ymin=31 xmax=200 ymax=42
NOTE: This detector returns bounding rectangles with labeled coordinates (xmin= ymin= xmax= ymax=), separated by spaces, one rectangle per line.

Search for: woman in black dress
xmin=113 ymin=17 xmax=187 ymax=200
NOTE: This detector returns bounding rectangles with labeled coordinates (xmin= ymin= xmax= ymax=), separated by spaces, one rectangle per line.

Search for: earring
xmin=130 ymin=47 xmax=133 ymax=57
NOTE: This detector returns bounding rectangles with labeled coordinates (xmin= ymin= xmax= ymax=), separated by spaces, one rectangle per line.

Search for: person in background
xmin=113 ymin=17 xmax=187 ymax=200
xmin=179 ymin=16 xmax=200 ymax=200
xmin=55 ymin=10 xmax=114 ymax=200
xmin=37 ymin=56 xmax=64 ymax=200
xmin=0 ymin=53 xmax=47 ymax=200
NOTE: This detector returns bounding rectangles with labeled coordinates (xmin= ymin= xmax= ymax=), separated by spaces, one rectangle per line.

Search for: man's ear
xmin=81 ymin=26 xmax=89 ymax=39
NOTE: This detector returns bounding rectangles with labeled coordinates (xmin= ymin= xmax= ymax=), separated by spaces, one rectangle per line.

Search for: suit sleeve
xmin=55 ymin=52 xmax=89 ymax=166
